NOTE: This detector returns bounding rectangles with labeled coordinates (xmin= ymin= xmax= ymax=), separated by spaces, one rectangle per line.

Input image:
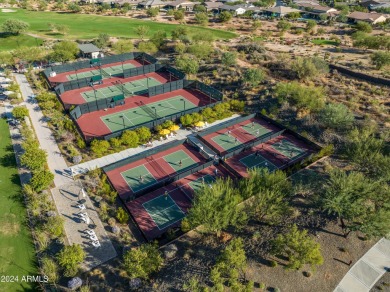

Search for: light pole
xmin=119 ymin=115 xmax=125 ymax=128
xmin=181 ymin=98 xmax=186 ymax=111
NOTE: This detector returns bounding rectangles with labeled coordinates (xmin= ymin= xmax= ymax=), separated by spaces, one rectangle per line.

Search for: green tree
xmin=171 ymin=26 xmax=188 ymax=40
xmin=286 ymin=12 xmax=301 ymax=20
xmin=174 ymin=9 xmax=185 ymax=21
xmin=12 ymin=106 xmax=29 ymax=120
xmin=51 ymin=41 xmax=79 ymax=62
xmin=56 ymin=24 xmax=69 ymax=35
xmin=187 ymin=43 xmax=213 ymax=59
xmin=195 ymin=12 xmax=209 ymax=26
xmin=219 ymin=11 xmax=232 ymax=23
xmin=135 ymin=127 xmax=151 ymax=143
xmin=30 ymin=170 xmax=54 ymax=192
xmin=317 ymin=103 xmax=354 ymax=130
xmin=57 ymin=244 xmax=85 ymax=277
xmin=291 ymin=56 xmax=329 ymax=80
xmin=44 ymin=216 xmax=65 ymax=238
xmin=138 ymin=41 xmax=158 ymax=53
xmin=121 ymin=130 xmax=139 ymax=147
xmin=242 ymin=68 xmax=265 ymax=86
xmin=116 ymin=207 xmax=129 ymax=224
xmin=21 ymin=148 xmax=47 ymax=172
xmin=320 ymin=169 xmax=370 ymax=236
xmin=221 ymin=51 xmax=237 ymax=67
xmin=150 ymin=30 xmax=167 ymax=49
xmin=174 ymin=42 xmax=186 ymax=55
xmin=193 ymin=4 xmax=206 ymax=12
xmin=134 ymin=25 xmax=149 ymax=41
xmin=41 ymin=257 xmax=59 ymax=284
xmin=355 ymin=21 xmax=372 ymax=33
xmin=274 ymin=81 xmax=325 ymax=112
xmin=123 ymin=243 xmax=163 ymax=279
xmin=371 ymin=51 xmax=390 ymax=69
xmin=192 ymin=31 xmax=214 ymax=44
xmin=111 ymin=39 xmax=134 ymax=54
xmin=93 ymin=33 xmax=110 ymax=49
xmin=90 ymin=139 xmax=110 ymax=157
xmin=0 ymin=51 xmax=14 ymax=66
xmin=175 ymin=55 xmax=199 ymax=75
xmin=67 ymin=3 xmax=81 ymax=13
xmin=1 ymin=19 xmax=30 ymax=34
xmin=211 ymin=237 xmax=253 ymax=291
xmin=186 ymin=178 xmax=246 ymax=235
xmin=146 ymin=7 xmax=159 ymax=17
xmin=272 ymin=224 xmax=323 ymax=270
xmin=306 ymin=19 xmax=317 ymax=32
xmin=180 ymin=114 xmax=193 ymax=126
xmin=277 ymin=20 xmax=291 ymax=32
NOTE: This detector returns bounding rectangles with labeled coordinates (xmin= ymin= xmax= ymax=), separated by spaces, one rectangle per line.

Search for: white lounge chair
xmin=90 ymin=234 xmax=98 ymax=241
xmin=91 ymin=240 xmax=101 ymax=248
xmin=77 ymin=204 xmax=86 ymax=210
xmin=86 ymin=229 xmax=96 ymax=236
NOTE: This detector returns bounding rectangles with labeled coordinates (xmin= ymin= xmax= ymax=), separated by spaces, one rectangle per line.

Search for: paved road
xmin=14 ymin=73 xmax=73 ymax=187
xmin=335 ymin=237 xmax=390 ymax=292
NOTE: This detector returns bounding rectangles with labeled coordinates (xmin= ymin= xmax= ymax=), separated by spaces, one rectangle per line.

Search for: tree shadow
xmin=0 ymin=152 xmax=17 ymax=168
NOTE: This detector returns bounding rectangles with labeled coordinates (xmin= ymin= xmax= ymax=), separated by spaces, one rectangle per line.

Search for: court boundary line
xmin=100 ymin=95 xmax=196 ymax=133
xmin=211 ymin=133 xmax=243 ymax=150
xmin=162 ymin=149 xmax=198 ymax=170
xmin=142 ymin=194 xmax=186 ymax=231
xmin=239 ymin=153 xmax=278 ymax=170
xmin=269 ymin=138 xmax=306 ymax=159
xmin=120 ymin=164 xmax=157 ymax=193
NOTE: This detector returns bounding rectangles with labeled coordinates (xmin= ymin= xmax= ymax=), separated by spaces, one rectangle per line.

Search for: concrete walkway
xmin=335 ymin=237 xmax=390 ymax=292
xmin=14 ymin=73 xmax=73 ymax=187
xmin=14 ymin=73 xmax=116 ymax=270
xmin=71 ymin=114 xmax=240 ymax=174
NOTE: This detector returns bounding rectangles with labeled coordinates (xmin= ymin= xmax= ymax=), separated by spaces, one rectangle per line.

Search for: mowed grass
xmin=0 ymin=33 xmax=43 ymax=51
xmin=0 ymin=9 xmax=237 ymax=41
xmin=0 ymin=118 xmax=37 ymax=291
xmin=311 ymin=39 xmax=339 ymax=46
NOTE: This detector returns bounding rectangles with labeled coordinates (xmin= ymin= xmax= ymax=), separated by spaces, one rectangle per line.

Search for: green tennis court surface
xmin=241 ymin=122 xmax=271 ymax=137
xmin=121 ymin=165 xmax=156 ymax=193
xmin=81 ymin=77 xmax=161 ymax=102
xmin=240 ymin=153 xmax=278 ymax=172
xmin=188 ymin=174 xmax=216 ymax=192
xmin=211 ymin=133 xmax=243 ymax=151
xmin=102 ymin=95 xmax=197 ymax=133
xmin=270 ymin=139 xmax=305 ymax=159
xmin=143 ymin=195 xmax=185 ymax=230
xmin=163 ymin=150 xmax=197 ymax=172
xmin=67 ymin=63 xmax=135 ymax=81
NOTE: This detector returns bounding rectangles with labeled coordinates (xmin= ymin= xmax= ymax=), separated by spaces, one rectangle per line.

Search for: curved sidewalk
xmin=335 ymin=238 xmax=390 ymax=292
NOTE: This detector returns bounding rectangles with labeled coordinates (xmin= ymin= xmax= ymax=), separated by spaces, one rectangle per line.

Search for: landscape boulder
xmin=67 ymin=277 xmax=82 ymax=290
xmin=163 ymin=244 xmax=178 ymax=259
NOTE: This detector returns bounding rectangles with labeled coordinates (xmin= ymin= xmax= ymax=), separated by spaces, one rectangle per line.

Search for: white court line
xmin=142 ymin=194 xmax=186 ymax=230
xmin=120 ymin=165 xmax=156 ymax=193
xmin=239 ymin=153 xmax=277 ymax=170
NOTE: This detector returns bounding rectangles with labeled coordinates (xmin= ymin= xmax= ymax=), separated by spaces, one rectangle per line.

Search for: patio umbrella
xmin=169 ymin=124 xmax=180 ymax=131
xmin=159 ymin=129 xmax=170 ymax=135
xmin=194 ymin=121 xmax=205 ymax=127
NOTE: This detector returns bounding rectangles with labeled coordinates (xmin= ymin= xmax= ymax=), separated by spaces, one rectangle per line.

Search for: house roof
xmin=220 ymin=4 xmax=246 ymax=10
xmin=139 ymin=0 xmax=165 ymax=6
xmin=78 ymin=43 xmax=100 ymax=54
xmin=263 ymin=6 xmax=301 ymax=14
xmin=348 ymin=11 xmax=387 ymax=21
xmin=166 ymin=0 xmax=200 ymax=6
xmin=204 ymin=1 xmax=224 ymax=8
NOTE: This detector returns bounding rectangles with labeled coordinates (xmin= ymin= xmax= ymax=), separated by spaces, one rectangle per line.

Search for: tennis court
xmin=188 ymin=174 xmax=216 ymax=192
xmin=102 ymin=95 xmax=197 ymax=132
xmin=66 ymin=63 xmax=135 ymax=81
xmin=142 ymin=195 xmax=185 ymax=230
xmin=120 ymin=165 xmax=156 ymax=193
xmin=241 ymin=121 xmax=272 ymax=137
xmin=163 ymin=150 xmax=198 ymax=172
xmin=270 ymin=139 xmax=306 ymax=159
xmin=81 ymin=77 xmax=161 ymax=102
xmin=239 ymin=153 xmax=278 ymax=172
xmin=211 ymin=133 xmax=243 ymax=151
